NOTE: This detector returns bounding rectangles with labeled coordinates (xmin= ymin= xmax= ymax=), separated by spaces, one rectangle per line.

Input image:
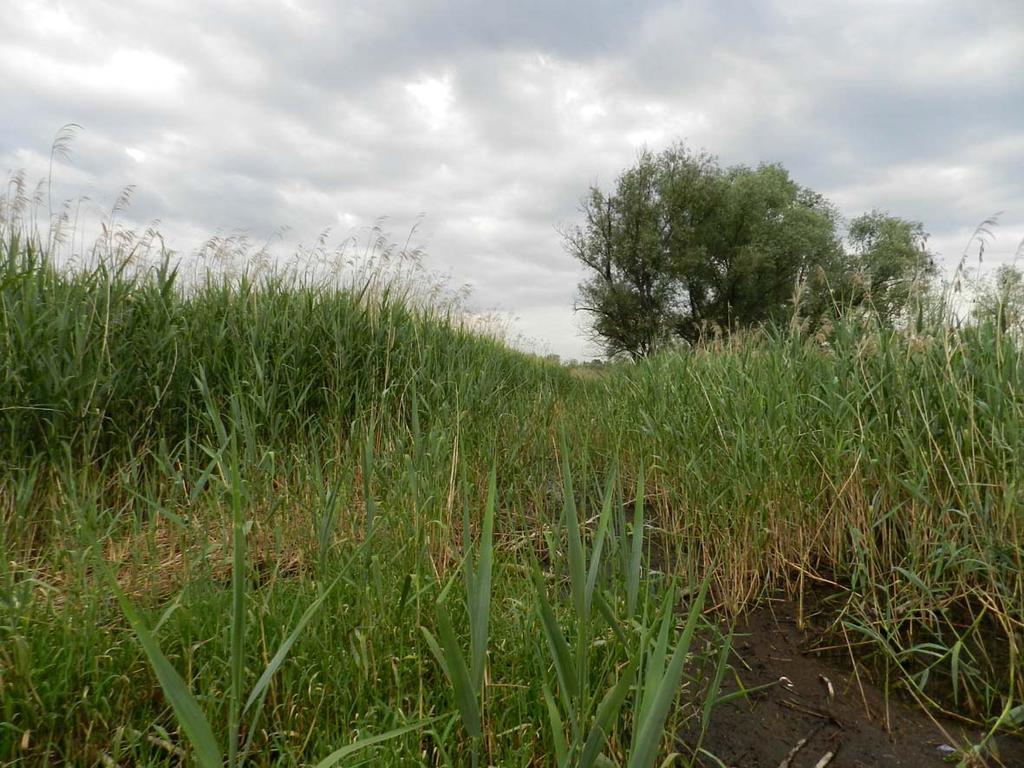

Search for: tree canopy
xmin=974 ymin=263 xmax=1024 ymax=335
xmin=564 ymin=143 xmax=937 ymax=358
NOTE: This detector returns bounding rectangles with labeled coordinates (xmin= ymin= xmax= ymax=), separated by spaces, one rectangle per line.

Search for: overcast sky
xmin=4 ymin=0 xmax=1023 ymax=358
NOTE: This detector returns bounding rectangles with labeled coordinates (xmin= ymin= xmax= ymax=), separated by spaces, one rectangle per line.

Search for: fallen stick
xmin=779 ymin=698 xmax=830 ymax=720
xmin=811 ymin=751 xmax=835 ymax=768
xmin=818 ymin=673 xmax=835 ymax=703
xmin=776 ymin=736 xmax=809 ymax=768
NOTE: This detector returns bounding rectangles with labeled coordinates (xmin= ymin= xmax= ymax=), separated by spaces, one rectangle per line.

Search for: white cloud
xmin=406 ymin=73 xmax=456 ymax=130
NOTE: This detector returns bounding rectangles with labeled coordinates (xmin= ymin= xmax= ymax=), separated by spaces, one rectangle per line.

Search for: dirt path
xmin=679 ymin=598 xmax=1024 ymax=767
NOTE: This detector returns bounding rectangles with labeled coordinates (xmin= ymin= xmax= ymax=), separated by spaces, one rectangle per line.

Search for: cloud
xmin=3 ymin=0 xmax=1022 ymax=358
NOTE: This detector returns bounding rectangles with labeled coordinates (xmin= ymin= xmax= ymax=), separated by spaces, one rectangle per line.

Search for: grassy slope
xmin=1 ymin=228 xmax=1022 ymax=764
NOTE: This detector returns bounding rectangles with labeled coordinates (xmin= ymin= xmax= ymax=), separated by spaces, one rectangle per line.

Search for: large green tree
xmin=668 ymin=159 xmax=847 ymax=342
xmin=565 ymin=144 xmax=938 ymax=358
xmin=564 ymin=144 xmax=848 ymax=357
xmin=843 ymin=210 xmax=937 ymax=325
xmin=564 ymin=150 xmax=679 ymax=358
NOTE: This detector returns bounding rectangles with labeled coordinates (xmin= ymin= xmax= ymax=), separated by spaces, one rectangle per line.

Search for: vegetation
xmin=2 ymin=175 xmax=1023 ymax=765
xmin=975 ymin=263 xmax=1024 ymax=336
xmin=0 ymin=208 xmax=733 ymax=765
xmin=563 ymin=144 xmax=937 ymax=358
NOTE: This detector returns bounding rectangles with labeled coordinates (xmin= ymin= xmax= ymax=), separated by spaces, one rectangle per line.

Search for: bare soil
xmin=678 ymin=597 xmax=1024 ymax=767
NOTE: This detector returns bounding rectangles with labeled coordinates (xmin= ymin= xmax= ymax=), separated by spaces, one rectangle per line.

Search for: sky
xmin=3 ymin=0 xmax=1023 ymax=359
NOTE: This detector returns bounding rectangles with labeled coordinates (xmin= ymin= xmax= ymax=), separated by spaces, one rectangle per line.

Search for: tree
xmin=667 ymin=159 xmax=847 ymax=341
xmin=844 ymin=210 xmax=937 ymax=325
xmin=564 ymin=144 xmax=945 ymax=358
xmin=564 ymin=144 xmax=847 ymax=357
xmin=974 ymin=263 xmax=1024 ymax=334
xmin=563 ymin=150 xmax=679 ymax=358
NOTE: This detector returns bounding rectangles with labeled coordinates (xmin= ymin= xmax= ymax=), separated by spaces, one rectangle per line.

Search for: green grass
xmin=592 ymin=321 xmax=1023 ymax=725
xmin=1 ymin=204 xmax=1022 ymax=765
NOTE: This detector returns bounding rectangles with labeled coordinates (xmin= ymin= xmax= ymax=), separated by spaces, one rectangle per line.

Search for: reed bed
xmin=1 ymin=209 xmax=1022 ymax=764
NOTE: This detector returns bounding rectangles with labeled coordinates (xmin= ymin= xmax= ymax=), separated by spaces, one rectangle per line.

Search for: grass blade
xmin=243 ymin=574 xmax=342 ymax=716
xmin=585 ymin=468 xmax=617 ymax=617
xmin=227 ymin=426 xmax=246 ymax=768
xmin=701 ymin=630 xmax=732 ymax=735
xmin=636 ymin=583 xmax=676 ymax=736
xmin=362 ymin=430 xmax=377 ymax=539
xmin=534 ymin=571 xmax=581 ymax=705
xmin=111 ymin=578 xmax=223 ymax=768
xmin=421 ymin=626 xmax=450 ymax=680
xmin=627 ymin=465 xmax=645 ymax=617
xmin=629 ymin=577 xmax=710 ymax=768
xmin=470 ymin=466 xmax=496 ymax=691
xmin=435 ymin=605 xmax=482 ymax=739
xmin=541 ymin=679 xmax=569 ymax=767
xmin=579 ymin=655 xmax=639 ymax=768
xmin=560 ymin=433 xmax=587 ymax=622
xmin=314 ymin=716 xmax=443 ymax=768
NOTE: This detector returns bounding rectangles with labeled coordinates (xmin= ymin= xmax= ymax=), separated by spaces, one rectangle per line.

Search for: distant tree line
xmin=562 ymin=143 xmax=939 ymax=359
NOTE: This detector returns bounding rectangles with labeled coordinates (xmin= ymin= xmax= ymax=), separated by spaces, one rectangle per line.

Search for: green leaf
xmin=579 ymin=656 xmax=639 ymax=768
xmin=627 ymin=466 xmax=645 ymax=617
xmin=111 ymin=578 xmax=223 ymax=768
xmin=227 ymin=427 xmax=246 ymax=768
xmin=594 ymin=589 xmax=627 ymax=648
xmin=894 ymin=566 xmax=931 ymax=596
xmin=636 ymin=583 xmax=676 ymax=736
xmin=469 ymin=467 xmax=496 ymax=691
xmin=585 ymin=469 xmax=617 ymax=617
xmin=560 ymin=433 xmax=587 ymax=622
xmin=950 ymin=639 xmax=962 ymax=708
xmin=1003 ymin=703 xmax=1024 ymax=727
xmin=420 ymin=626 xmax=450 ymax=679
xmin=534 ymin=571 xmax=580 ymax=704
xmin=244 ymin=574 xmax=342 ymax=717
xmin=435 ymin=605 xmax=482 ymax=738
xmin=630 ymin=577 xmax=710 ymax=768
xmin=701 ymin=631 xmax=732 ymax=734
xmin=362 ymin=430 xmax=377 ymax=538
xmin=541 ymin=679 xmax=568 ymax=767
xmin=314 ymin=716 xmax=442 ymax=768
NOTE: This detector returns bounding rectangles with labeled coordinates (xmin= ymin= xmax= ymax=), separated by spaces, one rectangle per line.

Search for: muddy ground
xmin=678 ymin=597 xmax=1024 ymax=767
